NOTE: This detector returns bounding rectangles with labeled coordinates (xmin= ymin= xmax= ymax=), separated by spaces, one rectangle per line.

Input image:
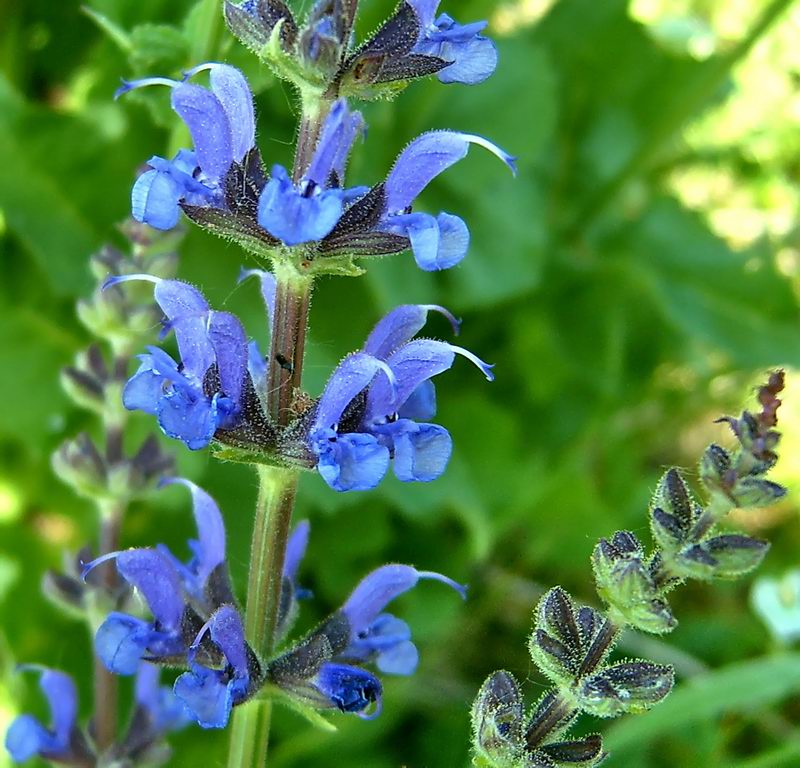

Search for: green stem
xmin=227 ymin=697 xmax=273 ymax=768
xmin=245 ymin=464 xmax=299 ymax=651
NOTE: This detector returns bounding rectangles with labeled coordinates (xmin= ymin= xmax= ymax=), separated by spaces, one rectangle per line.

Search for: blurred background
xmin=2 ymin=0 xmax=800 ymax=766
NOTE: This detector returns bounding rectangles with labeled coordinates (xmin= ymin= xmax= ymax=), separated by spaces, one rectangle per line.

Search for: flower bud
xmin=52 ymin=433 xmax=108 ymax=500
xmin=470 ymin=671 xmax=525 ymax=768
xmin=578 ymin=660 xmax=673 ymax=718
xmin=592 ymin=533 xmax=676 ymax=634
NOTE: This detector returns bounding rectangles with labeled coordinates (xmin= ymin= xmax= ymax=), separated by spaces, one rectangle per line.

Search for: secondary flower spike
xmin=308 ymin=303 xmax=493 ymax=491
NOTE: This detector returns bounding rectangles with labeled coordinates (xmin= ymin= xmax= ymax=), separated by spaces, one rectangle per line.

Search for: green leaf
xmin=81 ymin=5 xmax=133 ymax=52
xmin=0 ymin=129 xmax=97 ymax=295
xmin=129 ymin=23 xmax=189 ymax=70
xmin=623 ymin=198 xmax=800 ymax=367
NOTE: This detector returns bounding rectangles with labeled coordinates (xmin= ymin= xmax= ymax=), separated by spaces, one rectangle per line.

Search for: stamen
xmin=182 ymin=62 xmax=224 ymax=80
xmin=420 ymin=304 xmax=462 ymax=336
xmin=461 ymin=133 xmax=518 ymax=176
xmin=357 ymin=695 xmax=383 ymax=720
xmin=80 ymin=550 xmax=124 ymax=581
xmin=417 ymin=570 xmax=468 ymax=600
xmin=449 ymin=344 xmax=495 ymax=382
xmin=114 ymin=76 xmax=181 ymax=100
xmin=102 ymin=273 xmax=161 ymax=291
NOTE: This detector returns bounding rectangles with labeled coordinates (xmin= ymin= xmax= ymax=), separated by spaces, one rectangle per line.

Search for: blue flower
xmin=257 ymin=99 xmax=366 ymax=245
xmin=5 ymin=668 xmax=92 ymax=765
xmin=84 ymin=479 xmax=233 ymax=675
xmin=408 ymin=0 xmax=497 ymax=84
xmin=165 ymin=520 xmax=309 ymax=727
xmin=106 ymin=275 xmax=251 ymax=450
xmin=338 ymin=564 xmax=466 ymax=675
xmin=269 ymin=561 xmax=466 ymax=718
xmin=379 ymin=131 xmax=516 ymax=270
xmin=308 ymin=304 xmax=493 ymax=491
xmin=118 ymin=63 xmax=256 ymax=231
xmin=174 ymin=605 xmax=258 ymax=729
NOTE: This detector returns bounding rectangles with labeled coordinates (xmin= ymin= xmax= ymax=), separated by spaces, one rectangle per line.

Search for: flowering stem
xmin=229 ymin=267 xmax=311 ymax=766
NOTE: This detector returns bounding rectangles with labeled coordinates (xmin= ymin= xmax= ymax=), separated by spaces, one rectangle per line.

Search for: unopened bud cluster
xmin=472 ymin=373 xmax=787 ymax=767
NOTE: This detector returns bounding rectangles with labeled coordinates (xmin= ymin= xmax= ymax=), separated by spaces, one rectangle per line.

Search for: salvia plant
xmin=3 ymin=2 xmax=790 ymax=767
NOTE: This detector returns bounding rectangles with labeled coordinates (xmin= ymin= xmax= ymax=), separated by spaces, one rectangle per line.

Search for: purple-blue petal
xmin=152 ymin=279 xmax=213 ymax=378
xmin=343 ymin=565 xmax=465 ymax=636
xmin=366 ymin=339 xmax=493 ymax=422
xmin=397 ymin=380 xmax=437 ymax=421
xmin=162 ymin=478 xmax=226 ymax=587
xmin=432 ymin=31 xmax=497 ymax=85
xmin=173 ymin=667 xmax=233 ymax=729
xmin=5 ymin=715 xmax=55 ymax=762
xmin=131 ymin=169 xmax=183 ymax=230
xmin=314 ymin=430 xmax=391 ymax=492
xmin=306 ymin=99 xmax=365 ymax=187
xmin=413 ymin=13 xmax=497 ymax=85
xmin=208 ymin=310 xmax=248 ymax=410
xmin=313 ymin=352 xmax=395 ymax=431
xmin=247 ymin=340 xmax=267 ymax=391
xmin=313 ymin=663 xmax=382 ymax=717
xmin=135 ymin=663 xmax=190 ymax=734
xmin=171 ymin=82 xmax=233 ymax=180
xmin=95 ymin=612 xmax=155 ymax=675
xmin=257 ymin=165 xmax=344 ymax=245
xmin=385 ymin=131 xmax=516 ymax=212
xmin=408 ymin=0 xmax=439 ymax=27
xmin=387 ymin=211 xmax=469 ymax=271
xmin=156 ymin=387 xmax=218 ymax=450
xmin=38 ymin=670 xmax=77 ymax=743
xmin=389 ymin=421 xmax=452 ymax=482
xmin=284 ymin=520 xmax=310 ymax=582
xmin=116 ymin=549 xmax=185 ymax=630
xmin=175 ymin=606 xmax=250 ymax=729
xmin=123 ymin=355 xmax=168 ymax=415
xmin=376 ymin=639 xmax=419 ymax=675
xmin=239 ymin=268 xmax=277 ymax=334
xmin=206 ymin=605 xmax=249 ymax=677
xmin=362 ymin=304 xmax=459 ymax=360
xmin=5 ymin=669 xmax=78 ymax=762
xmin=207 ymin=64 xmax=255 ymax=163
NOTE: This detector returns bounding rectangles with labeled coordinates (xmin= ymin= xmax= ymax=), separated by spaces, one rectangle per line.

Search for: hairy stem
xmin=245 ymin=465 xmax=299 ymax=651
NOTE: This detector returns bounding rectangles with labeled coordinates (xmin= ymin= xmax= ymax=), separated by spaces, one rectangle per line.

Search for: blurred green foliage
xmin=2 ymin=0 xmax=800 ymax=766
